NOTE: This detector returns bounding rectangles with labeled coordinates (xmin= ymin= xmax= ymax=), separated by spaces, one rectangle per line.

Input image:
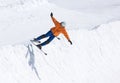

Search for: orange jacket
xmin=50 ymin=16 xmax=70 ymax=40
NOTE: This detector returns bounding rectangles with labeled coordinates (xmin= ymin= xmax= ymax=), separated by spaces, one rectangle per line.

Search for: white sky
xmin=48 ymin=0 xmax=120 ymax=11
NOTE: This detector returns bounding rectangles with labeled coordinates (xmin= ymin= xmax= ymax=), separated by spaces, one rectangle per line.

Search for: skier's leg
xmin=36 ymin=35 xmax=55 ymax=49
xmin=40 ymin=35 xmax=55 ymax=46
xmin=35 ymin=30 xmax=52 ymax=41
xmin=35 ymin=34 xmax=46 ymax=40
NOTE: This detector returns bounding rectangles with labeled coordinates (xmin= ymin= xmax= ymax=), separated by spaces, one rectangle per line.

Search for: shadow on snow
xmin=26 ymin=44 xmax=41 ymax=80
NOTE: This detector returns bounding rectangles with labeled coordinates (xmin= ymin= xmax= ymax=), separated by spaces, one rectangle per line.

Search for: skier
xmin=33 ymin=12 xmax=72 ymax=49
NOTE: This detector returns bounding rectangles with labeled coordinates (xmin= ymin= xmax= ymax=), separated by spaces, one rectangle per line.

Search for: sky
xmin=48 ymin=0 xmax=120 ymax=12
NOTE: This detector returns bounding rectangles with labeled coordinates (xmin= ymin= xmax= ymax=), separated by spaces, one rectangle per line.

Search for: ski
xmin=30 ymin=40 xmax=47 ymax=55
xmin=40 ymin=49 xmax=47 ymax=55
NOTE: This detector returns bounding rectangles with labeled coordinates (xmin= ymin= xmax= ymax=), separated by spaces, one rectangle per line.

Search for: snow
xmin=0 ymin=0 xmax=120 ymax=83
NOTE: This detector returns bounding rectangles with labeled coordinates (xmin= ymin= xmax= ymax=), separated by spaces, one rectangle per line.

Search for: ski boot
xmin=36 ymin=44 xmax=42 ymax=49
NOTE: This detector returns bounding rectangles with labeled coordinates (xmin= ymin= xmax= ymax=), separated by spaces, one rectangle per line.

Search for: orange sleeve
xmin=62 ymin=29 xmax=70 ymax=40
xmin=51 ymin=17 xmax=60 ymax=26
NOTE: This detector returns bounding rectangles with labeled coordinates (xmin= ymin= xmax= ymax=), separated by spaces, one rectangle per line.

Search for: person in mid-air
xmin=33 ymin=12 xmax=72 ymax=49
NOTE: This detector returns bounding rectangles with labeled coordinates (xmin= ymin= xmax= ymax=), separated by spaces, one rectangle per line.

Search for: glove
xmin=68 ymin=40 xmax=72 ymax=45
xmin=56 ymin=37 xmax=60 ymax=40
xmin=50 ymin=12 xmax=53 ymax=17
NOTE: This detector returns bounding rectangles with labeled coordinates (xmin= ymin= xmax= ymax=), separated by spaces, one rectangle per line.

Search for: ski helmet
xmin=60 ymin=21 xmax=66 ymax=27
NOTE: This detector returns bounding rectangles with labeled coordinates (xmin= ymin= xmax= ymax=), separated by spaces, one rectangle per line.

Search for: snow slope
xmin=0 ymin=0 xmax=120 ymax=83
xmin=0 ymin=21 xmax=120 ymax=83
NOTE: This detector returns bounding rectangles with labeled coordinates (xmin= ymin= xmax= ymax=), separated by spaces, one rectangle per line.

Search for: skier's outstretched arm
xmin=50 ymin=12 xmax=60 ymax=26
xmin=62 ymin=29 xmax=72 ymax=45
